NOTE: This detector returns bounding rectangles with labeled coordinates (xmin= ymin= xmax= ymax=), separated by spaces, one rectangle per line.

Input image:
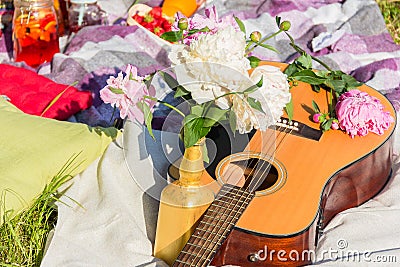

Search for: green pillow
xmin=0 ymin=98 xmax=118 ymax=223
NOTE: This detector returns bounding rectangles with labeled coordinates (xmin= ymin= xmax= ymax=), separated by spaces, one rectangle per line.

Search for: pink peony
xmin=100 ymin=64 xmax=156 ymax=123
xmin=335 ymin=89 xmax=394 ymax=138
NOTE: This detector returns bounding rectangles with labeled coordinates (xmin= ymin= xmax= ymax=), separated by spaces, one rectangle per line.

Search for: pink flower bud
xmin=312 ymin=113 xmax=321 ymax=123
xmin=331 ymin=121 xmax=339 ymax=130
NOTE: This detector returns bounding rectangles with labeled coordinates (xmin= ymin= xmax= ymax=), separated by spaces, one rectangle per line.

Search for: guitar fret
xmin=204 ymin=213 xmax=239 ymax=221
xmin=193 ymin=232 xmax=225 ymax=240
xmin=199 ymin=220 xmax=234 ymax=228
xmin=183 ymin=243 xmax=214 ymax=253
xmin=208 ymin=205 xmax=246 ymax=214
xmin=187 ymin=241 xmax=219 ymax=248
xmin=215 ymin=198 xmax=247 ymax=205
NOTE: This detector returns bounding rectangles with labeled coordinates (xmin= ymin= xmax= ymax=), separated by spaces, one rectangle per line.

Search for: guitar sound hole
xmin=245 ymin=158 xmax=279 ymax=191
xmin=217 ymin=153 xmax=287 ymax=195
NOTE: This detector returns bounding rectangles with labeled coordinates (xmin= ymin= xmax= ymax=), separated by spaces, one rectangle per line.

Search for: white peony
xmin=168 ymin=25 xmax=251 ymax=109
xmin=232 ymin=65 xmax=291 ymax=134
xmin=249 ymin=65 xmax=291 ymax=122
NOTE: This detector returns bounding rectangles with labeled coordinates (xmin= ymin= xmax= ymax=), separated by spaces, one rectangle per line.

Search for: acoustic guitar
xmin=171 ymin=62 xmax=397 ymax=266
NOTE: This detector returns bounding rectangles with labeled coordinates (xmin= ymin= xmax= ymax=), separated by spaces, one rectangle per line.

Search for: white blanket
xmin=41 ymin=118 xmax=400 ymax=266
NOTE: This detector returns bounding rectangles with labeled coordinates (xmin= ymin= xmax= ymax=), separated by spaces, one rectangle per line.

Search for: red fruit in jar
xmin=133 ymin=14 xmax=143 ymax=24
xmin=149 ymin=7 xmax=162 ymax=18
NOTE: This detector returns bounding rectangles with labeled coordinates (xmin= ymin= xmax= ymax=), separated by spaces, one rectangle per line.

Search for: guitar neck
xmin=173 ymin=184 xmax=255 ymax=267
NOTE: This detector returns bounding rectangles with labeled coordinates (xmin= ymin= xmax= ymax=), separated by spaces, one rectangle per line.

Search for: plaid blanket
xmin=1 ymin=0 xmax=398 ymax=126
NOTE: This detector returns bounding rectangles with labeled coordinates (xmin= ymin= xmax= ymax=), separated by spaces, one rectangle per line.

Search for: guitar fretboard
xmin=173 ymin=184 xmax=255 ymax=267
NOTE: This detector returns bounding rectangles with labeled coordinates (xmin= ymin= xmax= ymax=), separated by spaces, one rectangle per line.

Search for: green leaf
xmin=291 ymin=70 xmax=326 ymax=85
xmin=229 ymin=109 xmax=237 ymax=134
xmin=311 ymin=84 xmax=321 ymax=93
xmin=160 ymin=30 xmax=183 ymax=42
xmin=188 ymin=26 xmax=210 ymax=35
xmin=325 ymin=79 xmax=346 ymax=93
xmin=159 ymin=71 xmax=179 ymax=89
xmin=284 ymin=99 xmax=294 ymax=121
xmin=159 ymin=71 xmax=192 ymax=99
xmin=203 ymin=118 xmax=219 ymax=128
xmin=321 ymin=119 xmax=333 ymax=131
xmin=257 ymin=42 xmax=279 ymax=53
xmin=234 ymin=16 xmax=246 ymax=34
xmin=315 ymin=70 xmax=330 ymax=78
xmin=312 ymin=100 xmax=320 ymax=113
xmin=108 ymin=86 xmax=124 ymax=94
xmin=191 ymin=105 xmax=204 ymax=117
xmin=247 ymin=97 xmax=264 ymax=113
xmin=202 ymin=142 xmax=210 ymax=163
xmin=256 ymin=76 xmax=263 ymax=87
xmin=341 ymin=74 xmax=363 ymax=89
xmin=174 ymin=85 xmax=190 ymax=98
xmin=248 ymin=56 xmax=261 ymax=68
xmin=183 ymin=116 xmax=211 ymax=148
xmin=284 ymin=63 xmax=299 ymax=77
xmin=296 ymin=54 xmax=313 ymax=69
xmin=275 ymin=16 xmax=281 ymax=27
xmin=243 ymin=77 xmax=262 ymax=95
xmin=137 ymin=102 xmax=154 ymax=139
xmin=243 ymin=84 xmax=259 ymax=94
xmin=203 ymin=106 xmax=228 ymax=127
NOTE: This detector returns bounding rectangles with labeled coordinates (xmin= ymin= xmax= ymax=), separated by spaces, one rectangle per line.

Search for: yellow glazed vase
xmin=153 ymin=138 xmax=215 ymax=266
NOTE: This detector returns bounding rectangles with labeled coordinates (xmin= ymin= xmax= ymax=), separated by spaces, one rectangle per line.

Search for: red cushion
xmin=0 ymin=64 xmax=92 ymax=120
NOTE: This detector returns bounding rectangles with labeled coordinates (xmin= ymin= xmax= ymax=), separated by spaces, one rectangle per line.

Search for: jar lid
xmin=70 ymin=0 xmax=97 ymax=4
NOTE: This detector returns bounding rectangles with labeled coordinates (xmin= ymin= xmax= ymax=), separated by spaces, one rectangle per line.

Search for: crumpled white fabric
xmin=42 ymin=119 xmax=400 ymax=266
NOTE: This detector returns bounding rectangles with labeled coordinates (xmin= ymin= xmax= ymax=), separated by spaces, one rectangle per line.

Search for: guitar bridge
xmin=272 ymin=118 xmax=322 ymax=141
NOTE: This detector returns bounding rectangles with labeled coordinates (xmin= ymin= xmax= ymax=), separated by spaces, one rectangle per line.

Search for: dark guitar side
xmin=211 ymin=135 xmax=394 ymax=266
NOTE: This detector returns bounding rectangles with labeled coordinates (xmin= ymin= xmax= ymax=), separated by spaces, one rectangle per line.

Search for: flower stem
xmin=143 ymin=95 xmax=186 ymax=117
xmin=246 ymin=29 xmax=283 ymax=55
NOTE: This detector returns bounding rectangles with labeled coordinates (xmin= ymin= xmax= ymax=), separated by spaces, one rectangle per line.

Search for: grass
xmin=0 ymin=156 xmax=81 ymax=267
xmin=377 ymin=0 xmax=400 ymax=44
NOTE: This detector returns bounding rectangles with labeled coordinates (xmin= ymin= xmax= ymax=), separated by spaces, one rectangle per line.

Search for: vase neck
xmin=179 ymin=139 xmax=205 ymax=186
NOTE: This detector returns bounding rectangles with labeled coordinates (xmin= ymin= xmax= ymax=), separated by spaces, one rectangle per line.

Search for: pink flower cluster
xmin=100 ymin=65 xmax=156 ymax=123
xmin=174 ymin=5 xmax=240 ymax=45
xmin=335 ymin=89 xmax=394 ymax=138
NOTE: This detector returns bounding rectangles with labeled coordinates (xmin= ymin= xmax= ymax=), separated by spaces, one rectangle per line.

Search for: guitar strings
xmin=185 ymin=121 xmax=292 ymax=266
xmin=185 ymin=122 xmax=289 ymax=265
xmin=185 ymin=124 xmax=289 ymax=266
xmin=245 ymin=119 xmax=295 ymax=192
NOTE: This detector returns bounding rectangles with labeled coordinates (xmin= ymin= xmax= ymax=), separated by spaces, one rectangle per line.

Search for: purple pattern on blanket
xmin=333 ymin=33 xmax=400 ymax=54
xmin=257 ymin=0 xmax=345 ymax=17
xmin=352 ymin=58 xmax=400 ymax=83
xmin=65 ymin=25 xmax=140 ymax=54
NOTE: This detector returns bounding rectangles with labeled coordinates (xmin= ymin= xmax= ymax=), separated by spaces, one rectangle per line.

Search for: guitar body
xmin=211 ymin=138 xmax=393 ymax=266
xmin=171 ymin=62 xmax=396 ymax=266
xmin=203 ymin=62 xmax=396 ymax=266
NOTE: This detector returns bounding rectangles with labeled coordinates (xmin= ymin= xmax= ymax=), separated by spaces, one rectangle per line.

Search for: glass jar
xmin=68 ymin=0 xmax=107 ymax=33
xmin=1 ymin=0 xmax=14 ymax=38
xmin=13 ymin=0 xmax=59 ymax=67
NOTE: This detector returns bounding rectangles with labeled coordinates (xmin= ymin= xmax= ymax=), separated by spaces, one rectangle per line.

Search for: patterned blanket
xmin=1 ymin=0 xmax=399 ymax=125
